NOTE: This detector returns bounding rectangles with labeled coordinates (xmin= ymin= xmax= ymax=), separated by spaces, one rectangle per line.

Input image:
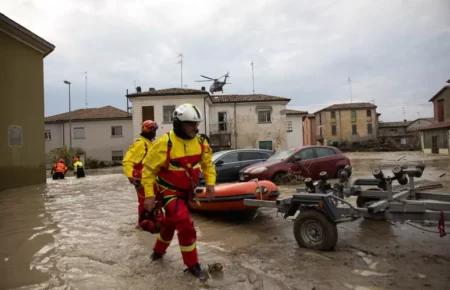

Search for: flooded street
xmin=1 ymin=152 xmax=449 ymax=290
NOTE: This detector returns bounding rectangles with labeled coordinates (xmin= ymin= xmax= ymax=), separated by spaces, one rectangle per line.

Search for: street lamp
xmin=64 ymin=80 xmax=72 ymax=150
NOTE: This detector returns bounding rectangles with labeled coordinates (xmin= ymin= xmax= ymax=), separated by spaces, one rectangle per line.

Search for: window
xmin=44 ymin=130 xmax=51 ymax=141
xmin=315 ymin=147 xmax=336 ymax=158
xmin=218 ymin=112 xmax=227 ymax=131
xmin=366 ymin=109 xmax=372 ymax=122
xmin=142 ymin=106 xmax=154 ymax=123
xmin=239 ymin=151 xmax=269 ymax=161
xmin=352 ymin=124 xmax=357 ymax=135
xmin=319 ymin=127 xmax=323 ymax=137
xmin=163 ymin=105 xmax=175 ymax=123
xmin=287 ymin=121 xmax=293 ymax=132
xmin=319 ymin=113 xmax=322 ymax=125
xmin=112 ymin=150 xmax=123 ymax=162
xmin=367 ymin=123 xmax=373 ymax=135
xmin=73 ymin=127 xmax=85 ymax=139
xmin=331 ymin=125 xmax=336 ymax=136
xmin=330 ymin=111 xmax=336 ymax=122
xmin=258 ymin=110 xmax=271 ymax=123
xmin=220 ymin=152 xmax=238 ymax=163
xmin=297 ymin=148 xmax=315 ymax=160
xmin=111 ymin=126 xmax=123 ymax=137
xmin=437 ymin=100 xmax=444 ymax=122
xmin=351 ymin=110 xmax=357 ymax=123
xmin=8 ymin=125 xmax=22 ymax=146
xmin=258 ymin=140 xmax=273 ymax=150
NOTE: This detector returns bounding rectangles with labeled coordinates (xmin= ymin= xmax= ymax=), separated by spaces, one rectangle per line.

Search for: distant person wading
xmin=72 ymin=156 xmax=85 ymax=178
xmin=51 ymin=159 xmax=68 ymax=180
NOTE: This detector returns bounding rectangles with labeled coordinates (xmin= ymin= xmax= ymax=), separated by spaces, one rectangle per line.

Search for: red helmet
xmin=142 ymin=120 xmax=158 ymax=133
xmin=58 ymin=159 xmax=65 ymax=163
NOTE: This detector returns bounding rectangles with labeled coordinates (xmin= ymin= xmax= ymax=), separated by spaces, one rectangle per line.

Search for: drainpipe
xmin=203 ymin=94 xmax=207 ymax=134
xmin=62 ymin=121 xmax=65 ymax=148
xmin=234 ymin=102 xmax=237 ymax=149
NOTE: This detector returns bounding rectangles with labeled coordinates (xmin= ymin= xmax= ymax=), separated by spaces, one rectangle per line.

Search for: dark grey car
xmin=201 ymin=149 xmax=273 ymax=184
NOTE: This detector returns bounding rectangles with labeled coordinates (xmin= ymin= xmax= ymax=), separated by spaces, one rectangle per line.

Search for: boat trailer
xmin=244 ymin=164 xmax=450 ymax=250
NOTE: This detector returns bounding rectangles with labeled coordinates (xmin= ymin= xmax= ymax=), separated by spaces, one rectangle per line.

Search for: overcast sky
xmin=3 ymin=0 xmax=450 ymax=121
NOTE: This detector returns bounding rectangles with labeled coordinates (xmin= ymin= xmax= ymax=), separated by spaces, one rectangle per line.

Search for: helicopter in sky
xmin=196 ymin=73 xmax=230 ymax=94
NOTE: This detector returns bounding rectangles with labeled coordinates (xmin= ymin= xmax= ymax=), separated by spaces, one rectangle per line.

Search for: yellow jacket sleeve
xmin=122 ymin=139 xmax=147 ymax=178
xmin=200 ymin=139 xmax=216 ymax=186
xmin=141 ymin=135 xmax=169 ymax=198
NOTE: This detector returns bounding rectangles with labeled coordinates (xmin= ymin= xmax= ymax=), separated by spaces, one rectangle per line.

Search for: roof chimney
xmin=149 ymin=87 xmax=155 ymax=91
xmin=136 ymin=86 xmax=141 ymax=93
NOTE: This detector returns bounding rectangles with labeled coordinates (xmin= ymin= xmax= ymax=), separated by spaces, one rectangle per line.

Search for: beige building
xmin=315 ymin=102 xmax=378 ymax=145
xmin=0 ymin=13 xmax=55 ymax=190
xmin=126 ymin=88 xmax=294 ymax=151
xmin=421 ymin=84 xmax=450 ymax=154
xmin=45 ymin=106 xmax=132 ymax=163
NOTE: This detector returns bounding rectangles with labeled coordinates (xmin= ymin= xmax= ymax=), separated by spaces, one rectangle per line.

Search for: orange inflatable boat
xmin=189 ymin=180 xmax=280 ymax=212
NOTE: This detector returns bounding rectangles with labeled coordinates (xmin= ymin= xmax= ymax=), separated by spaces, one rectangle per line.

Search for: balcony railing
xmin=209 ymin=122 xmax=231 ymax=133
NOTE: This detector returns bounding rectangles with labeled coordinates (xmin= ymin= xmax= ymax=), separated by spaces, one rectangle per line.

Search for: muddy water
xmin=0 ymin=152 xmax=449 ymax=289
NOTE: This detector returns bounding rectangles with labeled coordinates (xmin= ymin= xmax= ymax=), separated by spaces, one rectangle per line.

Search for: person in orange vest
xmin=51 ymin=159 xmax=68 ymax=179
xmin=141 ymin=103 xmax=216 ymax=281
xmin=123 ymin=120 xmax=161 ymax=232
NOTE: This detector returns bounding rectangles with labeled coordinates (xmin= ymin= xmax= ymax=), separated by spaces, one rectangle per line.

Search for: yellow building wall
xmin=0 ymin=32 xmax=46 ymax=190
xmin=317 ymin=109 xmax=377 ymax=144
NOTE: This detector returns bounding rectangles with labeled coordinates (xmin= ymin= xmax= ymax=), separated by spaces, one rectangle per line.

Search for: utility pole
xmin=84 ymin=71 xmax=88 ymax=108
xmin=178 ymin=53 xmax=183 ymax=88
xmin=251 ymin=61 xmax=255 ymax=94
xmin=348 ymin=76 xmax=353 ymax=103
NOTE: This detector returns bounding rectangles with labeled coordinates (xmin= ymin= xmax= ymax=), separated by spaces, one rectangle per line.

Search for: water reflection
xmin=0 ymin=184 xmax=54 ymax=289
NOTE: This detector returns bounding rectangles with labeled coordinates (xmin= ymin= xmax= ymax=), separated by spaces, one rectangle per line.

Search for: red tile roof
xmin=315 ymin=102 xmax=377 ymax=113
xmin=127 ymin=88 xmax=209 ymax=97
xmin=420 ymin=120 xmax=450 ymax=130
xmin=45 ymin=106 xmax=130 ymax=123
xmin=379 ymin=121 xmax=412 ymax=128
xmin=210 ymin=94 xmax=290 ymax=103
xmin=281 ymin=109 xmax=308 ymax=115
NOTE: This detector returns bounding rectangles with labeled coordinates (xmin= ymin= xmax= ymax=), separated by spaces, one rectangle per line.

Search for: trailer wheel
xmin=294 ymin=209 xmax=337 ymax=251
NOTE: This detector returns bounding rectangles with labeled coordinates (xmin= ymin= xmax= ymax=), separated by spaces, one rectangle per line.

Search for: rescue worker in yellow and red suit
xmin=123 ymin=120 xmax=161 ymax=233
xmin=141 ymin=103 xmax=216 ymax=281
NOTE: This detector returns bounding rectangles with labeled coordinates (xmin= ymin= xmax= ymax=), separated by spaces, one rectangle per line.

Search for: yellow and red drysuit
xmin=141 ymin=130 xmax=216 ymax=267
xmin=123 ymin=136 xmax=158 ymax=231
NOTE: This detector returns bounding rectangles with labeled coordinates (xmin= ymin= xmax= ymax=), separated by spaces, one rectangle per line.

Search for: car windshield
xmin=267 ymin=148 xmax=296 ymax=161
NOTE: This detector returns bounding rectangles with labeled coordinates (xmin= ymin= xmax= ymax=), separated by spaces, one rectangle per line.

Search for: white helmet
xmin=173 ymin=103 xmax=202 ymax=122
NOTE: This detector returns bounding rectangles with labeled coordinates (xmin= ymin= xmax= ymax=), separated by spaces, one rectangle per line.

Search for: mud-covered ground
xmin=1 ymin=151 xmax=449 ymax=290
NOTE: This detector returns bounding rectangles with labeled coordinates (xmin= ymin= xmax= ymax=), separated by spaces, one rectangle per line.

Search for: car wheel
xmin=272 ymin=172 xmax=287 ymax=185
xmin=337 ymin=167 xmax=352 ymax=178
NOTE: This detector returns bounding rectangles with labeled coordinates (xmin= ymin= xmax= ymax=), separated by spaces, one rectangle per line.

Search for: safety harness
xmin=157 ymin=132 xmax=206 ymax=207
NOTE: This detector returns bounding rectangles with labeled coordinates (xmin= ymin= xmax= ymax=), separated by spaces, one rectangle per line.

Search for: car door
xmin=215 ymin=151 xmax=239 ymax=183
xmin=292 ymin=148 xmax=316 ymax=178
xmin=312 ymin=147 xmax=337 ymax=178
